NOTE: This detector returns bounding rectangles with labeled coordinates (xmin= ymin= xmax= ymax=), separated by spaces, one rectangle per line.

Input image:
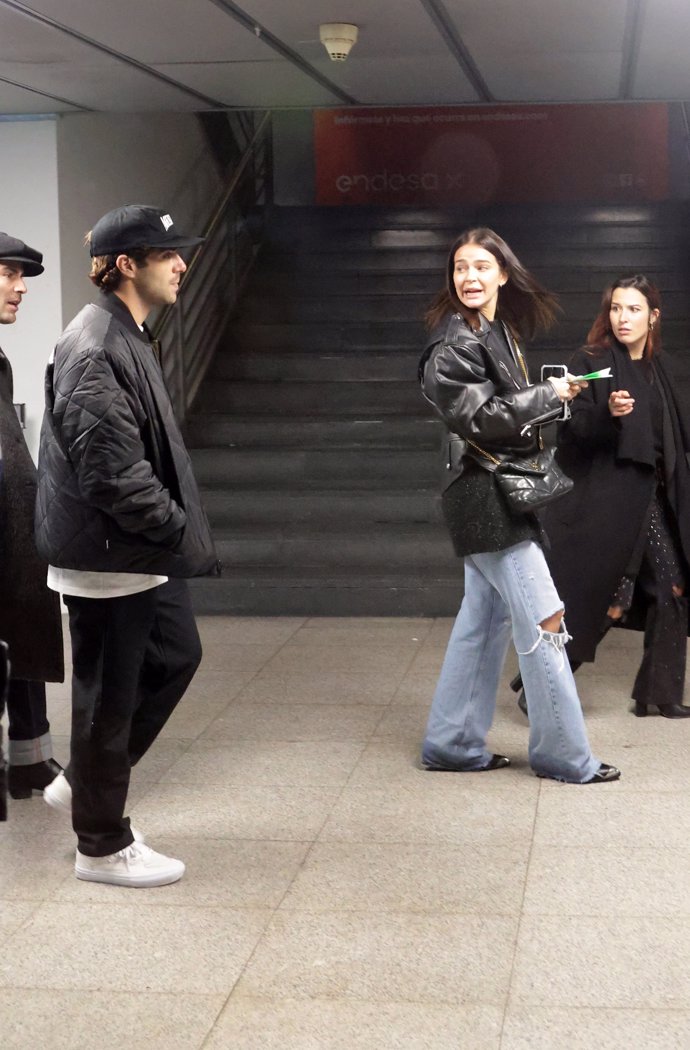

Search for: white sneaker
xmin=44 ymin=771 xmax=145 ymax=843
xmin=75 ymin=842 xmax=185 ymax=888
xmin=43 ymin=770 xmax=72 ymax=815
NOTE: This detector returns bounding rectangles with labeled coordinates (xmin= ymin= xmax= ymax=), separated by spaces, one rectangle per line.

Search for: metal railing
xmin=681 ymin=101 xmax=690 ymax=178
xmin=152 ymin=110 xmax=273 ymax=422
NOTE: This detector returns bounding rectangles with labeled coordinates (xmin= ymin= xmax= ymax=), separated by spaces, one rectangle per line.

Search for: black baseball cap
xmin=0 ymin=232 xmax=44 ymax=277
xmin=89 ymin=204 xmax=205 ymax=257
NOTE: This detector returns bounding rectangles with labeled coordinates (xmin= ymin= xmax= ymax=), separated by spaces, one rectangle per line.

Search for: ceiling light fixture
xmin=319 ymin=23 xmax=358 ymax=62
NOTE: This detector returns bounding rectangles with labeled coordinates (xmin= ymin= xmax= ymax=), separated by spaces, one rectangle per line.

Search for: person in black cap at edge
xmin=37 ymin=205 xmax=220 ymax=887
xmin=0 ymin=234 xmax=64 ymax=808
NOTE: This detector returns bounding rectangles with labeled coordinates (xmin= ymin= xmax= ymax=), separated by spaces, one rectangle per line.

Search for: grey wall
xmin=272 ymin=111 xmax=314 ymax=206
xmin=56 ymin=112 xmax=222 ymax=326
xmin=0 ymin=119 xmax=63 ymax=461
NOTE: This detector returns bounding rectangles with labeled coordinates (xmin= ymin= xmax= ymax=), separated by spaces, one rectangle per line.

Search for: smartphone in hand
xmin=541 ymin=364 xmax=571 ymax=421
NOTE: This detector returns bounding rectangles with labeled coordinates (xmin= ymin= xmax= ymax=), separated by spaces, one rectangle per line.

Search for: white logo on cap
xmin=160 ymin=214 xmax=174 ymax=231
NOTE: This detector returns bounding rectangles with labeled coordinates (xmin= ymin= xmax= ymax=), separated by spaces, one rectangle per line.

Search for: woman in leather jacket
xmin=418 ymin=227 xmax=620 ymax=784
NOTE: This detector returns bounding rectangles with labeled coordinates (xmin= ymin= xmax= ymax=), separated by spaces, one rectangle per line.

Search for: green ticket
xmin=568 ymin=367 xmax=613 ymax=381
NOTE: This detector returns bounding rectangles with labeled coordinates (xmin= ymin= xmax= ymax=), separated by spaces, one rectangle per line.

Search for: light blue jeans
xmin=422 ymin=540 xmax=600 ymax=783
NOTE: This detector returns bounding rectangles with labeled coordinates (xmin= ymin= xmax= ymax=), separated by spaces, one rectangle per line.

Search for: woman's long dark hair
xmin=586 ymin=274 xmax=662 ymax=359
xmin=424 ymin=227 xmax=560 ymax=341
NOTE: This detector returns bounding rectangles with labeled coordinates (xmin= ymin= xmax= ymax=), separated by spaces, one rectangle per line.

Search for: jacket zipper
xmin=498 ymin=360 xmax=521 ymax=390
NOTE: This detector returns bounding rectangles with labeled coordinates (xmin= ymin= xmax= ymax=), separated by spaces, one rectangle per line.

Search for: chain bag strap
xmin=466 ymin=434 xmax=573 ymax=514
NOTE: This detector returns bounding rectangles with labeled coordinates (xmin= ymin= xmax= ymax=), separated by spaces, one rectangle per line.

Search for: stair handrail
xmin=152 ymin=110 xmax=273 ymax=422
xmin=681 ymin=101 xmax=690 ymax=183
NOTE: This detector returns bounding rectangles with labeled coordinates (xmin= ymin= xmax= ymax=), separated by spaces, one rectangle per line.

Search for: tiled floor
xmin=3 ymin=615 xmax=690 ymax=1049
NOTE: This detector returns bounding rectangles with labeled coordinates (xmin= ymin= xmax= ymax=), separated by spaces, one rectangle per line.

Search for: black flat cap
xmin=89 ymin=204 xmax=205 ymax=257
xmin=0 ymin=232 xmax=44 ymax=276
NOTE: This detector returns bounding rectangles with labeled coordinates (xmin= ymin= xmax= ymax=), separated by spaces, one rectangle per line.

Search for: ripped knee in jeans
xmin=539 ymin=609 xmax=564 ymax=634
xmin=518 ymin=610 xmax=571 ymax=672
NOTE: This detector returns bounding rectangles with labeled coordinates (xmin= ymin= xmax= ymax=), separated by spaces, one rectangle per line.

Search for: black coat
xmin=0 ymin=638 xmax=7 ymax=821
xmin=35 ymin=294 xmax=219 ymax=578
xmin=543 ymin=343 xmax=690 ymax=662
xmin=420 ymin=312 xmax=564 ymax=556
xmin=0 ymin=349 xmax=63 ymax=682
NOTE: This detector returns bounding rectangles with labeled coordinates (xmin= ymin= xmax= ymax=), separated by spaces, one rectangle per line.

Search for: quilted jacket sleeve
xmin=54 ymin=348 xmax=185 ymax=543
xmin=422 ymin=338 xmax=563 ymax=444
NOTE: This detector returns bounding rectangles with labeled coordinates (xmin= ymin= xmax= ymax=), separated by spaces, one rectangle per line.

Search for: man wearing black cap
xmin=37 ymin=206 xmax=219 ymax=887
xmin=0 ymin=234 xmax=64 ymax=810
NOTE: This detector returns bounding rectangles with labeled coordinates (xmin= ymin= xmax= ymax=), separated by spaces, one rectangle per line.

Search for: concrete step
xmin=188 ymin=569 xmax=463 ymax=616
xmin=268 ymin=202 xmax=690 ymax=234
xmin=211 ymin=524 xmax=456 ymax=571
xmin=199 ymin=486 xmax=440 ymax=526
xmin=185 ymin=414 xmax=442 ymax=449
xmin=227 ymin=320 xmax=424 ymax=351
xmin=191 ymin=446 xmax=436 ymax=486
xmin=209 ymin=350 xmax=422 ymax=382
xmin=225 ymin=317 xmax=690 ymax=354
xmin=246 ymin=270 xmax=441 ymax=297
xmin=266 ymin=209 xmax=688 ymax=248
xmin=195 ymin=379 xmax=427 ymax=415
xmin=237 ymin=289 xmax=690 ymax=325
xmin=248 ymin=265 xmax=690 ymax=297
xmin=261 ymin=243 xmax=689 ymax=274
xmin=238 ymin=293 xmax=429 ymax=324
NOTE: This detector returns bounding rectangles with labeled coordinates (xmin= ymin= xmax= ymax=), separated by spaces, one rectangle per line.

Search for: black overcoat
xmin=543 ymin=342 xmax=690 ymax=663
xmin=0 ymin=348 xmax=63 ymax=681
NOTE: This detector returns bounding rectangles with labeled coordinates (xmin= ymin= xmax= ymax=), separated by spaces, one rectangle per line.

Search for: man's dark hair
xmin=84 ymin=230 xmax=153 ymax=291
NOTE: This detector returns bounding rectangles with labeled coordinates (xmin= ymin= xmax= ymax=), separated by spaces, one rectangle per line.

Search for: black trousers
xmin=611 ymin=495 xmax=688 ymax=707
xmin=64 ymin=579 xmax=202 ymax=857
xmin=6 ymin=679 xmax=50 ymax=743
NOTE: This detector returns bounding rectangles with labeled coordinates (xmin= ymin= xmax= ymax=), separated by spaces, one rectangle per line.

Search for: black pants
xmin=64 ymin=579 xmax=202 ymax=857
xmin=611 ymin=495 xmax=687 ymax=707
xmin=6 ymin=679 xmax=50 ymax=743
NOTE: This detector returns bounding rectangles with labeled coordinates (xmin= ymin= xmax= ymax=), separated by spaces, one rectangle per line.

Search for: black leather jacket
xmin=35 ymin=293 xmax=219 ymax=578
xmin=419 ymin=312 xmax=563 ymax=492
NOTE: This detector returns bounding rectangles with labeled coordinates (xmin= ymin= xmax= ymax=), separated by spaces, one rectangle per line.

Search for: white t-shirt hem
xmin=47 ymin=566 xmax=168 ymax=599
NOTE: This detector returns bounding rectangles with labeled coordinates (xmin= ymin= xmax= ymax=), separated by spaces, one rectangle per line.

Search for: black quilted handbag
xmin=467 ymin=439 xmax=573 ymax=514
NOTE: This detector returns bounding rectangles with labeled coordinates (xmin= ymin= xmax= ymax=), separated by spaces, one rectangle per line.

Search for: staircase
xmin=185 ymin=203 xmax=690 ymax=615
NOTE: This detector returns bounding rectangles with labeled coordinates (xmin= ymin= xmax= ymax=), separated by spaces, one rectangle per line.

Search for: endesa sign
xmin=314 ymin=104 xmax=669 ymax=205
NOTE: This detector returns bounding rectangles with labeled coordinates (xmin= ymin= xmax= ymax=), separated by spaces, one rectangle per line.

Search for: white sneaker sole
xmin=75 ymin=861 xmax=185 ymax=888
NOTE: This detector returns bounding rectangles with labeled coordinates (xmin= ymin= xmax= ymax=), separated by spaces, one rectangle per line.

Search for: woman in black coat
xmin=543 ymin=274 xmax=690 ymax=717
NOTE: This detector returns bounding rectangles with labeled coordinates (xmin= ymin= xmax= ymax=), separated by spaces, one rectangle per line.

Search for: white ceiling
xmin=0 ymin=0 xmax=688 ymax=115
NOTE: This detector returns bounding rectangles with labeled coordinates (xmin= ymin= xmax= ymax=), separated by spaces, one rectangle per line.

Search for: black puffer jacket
xmin=35 ymin=293 xmax=219 ymax=578
xmin=420 ymin=311 xmax=563 ymax=556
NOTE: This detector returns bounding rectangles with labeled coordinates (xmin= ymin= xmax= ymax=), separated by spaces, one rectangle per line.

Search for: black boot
xmin=8 ymin=758 xmax=63 ymax=799
xmin=634 ymin=701 xmax=690 ymax=718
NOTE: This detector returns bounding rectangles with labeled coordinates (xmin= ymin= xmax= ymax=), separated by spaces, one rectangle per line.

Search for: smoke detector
xmin=319 ymin=23 xmax=358 ymax=62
